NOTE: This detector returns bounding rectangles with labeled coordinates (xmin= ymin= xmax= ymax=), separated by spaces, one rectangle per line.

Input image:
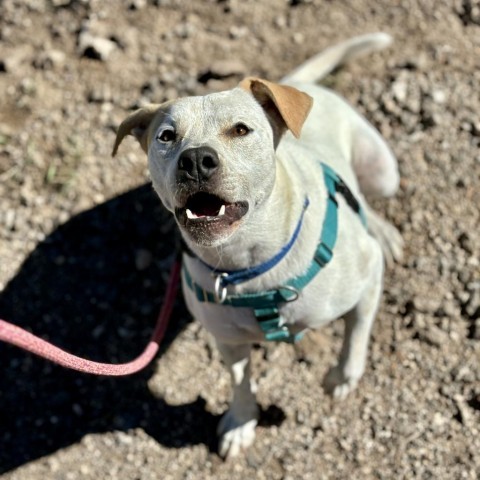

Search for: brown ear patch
xmin=112 ymin=104 xmax=164 ymax=156
xmin=239 ymin=77 xmax=313 ymax=139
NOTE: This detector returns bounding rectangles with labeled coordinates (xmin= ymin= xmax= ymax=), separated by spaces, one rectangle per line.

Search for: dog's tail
xmin=281 ymin=32 xmax=392 ymax=84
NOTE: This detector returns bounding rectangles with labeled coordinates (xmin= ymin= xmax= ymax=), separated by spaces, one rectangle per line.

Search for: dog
xmin=112 ymin=33 xmax=403 ymax=459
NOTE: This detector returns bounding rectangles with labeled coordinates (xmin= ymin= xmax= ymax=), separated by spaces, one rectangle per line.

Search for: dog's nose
xmin=178 ymin=147 xmax=219 ymax=181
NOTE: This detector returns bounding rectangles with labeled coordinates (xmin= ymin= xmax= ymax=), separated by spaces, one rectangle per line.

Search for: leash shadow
xmin=0 ymin=184 xmax=220 ymax=473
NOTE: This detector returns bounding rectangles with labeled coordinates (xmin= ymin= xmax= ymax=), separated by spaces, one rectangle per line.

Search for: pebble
xmin=128 ymin=0 xmax=147 ymax=9
xmin=274 ymin=15 xmax=287 ymax=28
xmin=0 ymin=46 xmax=30 ymax=73
xmin=78 ymin=31 xmax=117 ymax=61
xmin=207 ymin=59 xmax=246 ymax=78
xmin=198 ymin=60 xmax=247 ymax=84
xmin=458 ymin=231 xmax=473 ymax=254
xmin=465 ymin=290 xmax=480 ymax=319
xmin=173 ymin=22 xmax=196 ymax=39
xmin=4 ymin=209 xmax=16 ymax=230
xmin=416 ymin=325 xmax=450 ymax=347
xmin=431 ymin=89 xmax=447 ymax=104
xmin=293 ymin=32 xmax=305 ymax=44
xmin=392 ymin=78 xmax=408 ymax=103
xmin=32 ymin=49 xmax=66 ymax=70
xmin=412 ymin=294 xmax=442 ymax=314
xmin=229 ymin=25 xmax=249 ymax=39
xmin=87 ymin=85 xmax=113 ymax=104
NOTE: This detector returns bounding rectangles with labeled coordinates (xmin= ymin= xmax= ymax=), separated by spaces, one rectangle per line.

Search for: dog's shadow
xmin=0 ymin=185 xmax=218 ymax=473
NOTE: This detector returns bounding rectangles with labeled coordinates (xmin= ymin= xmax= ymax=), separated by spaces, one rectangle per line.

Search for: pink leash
xmin=0 ymin=259 xmax=181 ymax=376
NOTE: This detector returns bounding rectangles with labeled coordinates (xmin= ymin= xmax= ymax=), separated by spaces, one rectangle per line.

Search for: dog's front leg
xmin=216 ymin=341 xmax=259 ymax=459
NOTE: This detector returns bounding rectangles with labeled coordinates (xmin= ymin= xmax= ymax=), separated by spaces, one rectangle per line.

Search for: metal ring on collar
xmin=280 ymin=285 xmax=299 ymax=303
xmin=213 ymin=273 xmax=228 ymax=304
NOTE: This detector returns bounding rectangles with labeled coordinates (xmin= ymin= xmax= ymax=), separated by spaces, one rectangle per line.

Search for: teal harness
xmin=183 ymin=163 xmax=367 ymax=343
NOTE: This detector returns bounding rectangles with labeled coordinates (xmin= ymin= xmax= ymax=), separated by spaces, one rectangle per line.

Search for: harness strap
xmin=183 ymin=163 xmax=366 ymax=343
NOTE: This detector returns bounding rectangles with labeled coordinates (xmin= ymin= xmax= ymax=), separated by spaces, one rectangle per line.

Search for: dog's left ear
xmin=112 ymin=104 xmax=162 ymax=156
xmin=239 ymin=77 xmax=313 ymax=142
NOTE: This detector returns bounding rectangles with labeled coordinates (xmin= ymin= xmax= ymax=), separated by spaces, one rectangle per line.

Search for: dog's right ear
xmin=112 ymin=104 xmax=162 ymax=156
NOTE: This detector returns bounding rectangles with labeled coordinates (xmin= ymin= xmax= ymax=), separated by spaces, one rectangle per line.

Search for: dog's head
xmin=113 ymin=78 xmax=312 ymax=247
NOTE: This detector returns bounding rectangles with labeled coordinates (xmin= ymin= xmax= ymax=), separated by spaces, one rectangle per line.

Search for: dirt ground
xmin=0 ymin=0 xmax=479 ymax=479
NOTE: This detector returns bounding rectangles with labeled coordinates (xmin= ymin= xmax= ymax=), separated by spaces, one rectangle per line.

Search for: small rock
xmin=205 ymin=79 xmax=236 ymax=92
xmin=397 ymin=53 xmax=428 ymax=71
xmin=87 ymin=85 xmax=112 ymax=103
xmin=274 ymin=15 xmax=287 ymax=28
xmin=392 ymin=79 xmax=408 ymax=103
xmin=173 ymin=22 xmax=196 ymax=39
xmin=465 ymin=290 xmax=480 ymax=319
xmin=209 ymin=59 xmax=246 ymax=78
xmin=421 ymin=111 xmax=441 ymax=128
xmin=229 ymin=25 xmax=249 ymax=39
xmin=19 ymin=77 xmax=36 ymax=96
xmin=293 ymin=32 xmax=305 ymax=44
xmin=381 ymin=96 xmax=400 ymax=115
xmin=458 ymin=232 xmax=473 ymax=254
xmin=453 ymin=395 xmax=473 ymax=427
xmin=0 ymin=48 xmax=30 ymax=73
xmin=197 ymin=60 xmax=246 ymax=84
xmin=416 ymin=325 xmax=449 ymax=347
xmin=4 ymin=209 xmax=16 ymax=230
xmin=78 ymin=31 xmax=117 ymax=61
xmin=412 ymin=294 xmax=442 ymax=314
xmin=431 ymin=89 xmax=447 ymax=104
xmin=32 ymin=49 xmax=66 ymax=70
xmin=128 ymin=0 xmax=147 ymax=9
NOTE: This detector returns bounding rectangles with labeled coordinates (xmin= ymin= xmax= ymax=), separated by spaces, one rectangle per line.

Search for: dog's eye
xmin=157 ymin=129 xmax=176 ymax=143
xmin=228 ymin=123 xmax=251 ymax=138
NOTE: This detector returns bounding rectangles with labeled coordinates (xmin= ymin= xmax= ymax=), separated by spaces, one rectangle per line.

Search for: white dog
xmin=113 ymin=33 xmax=403 ymax=458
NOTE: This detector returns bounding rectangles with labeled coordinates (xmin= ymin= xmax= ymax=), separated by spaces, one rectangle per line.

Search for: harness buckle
xmin=315 ymin=243 xmax=333 ymax=267
xmin=213 ymin=273 xmax=228 ymax=304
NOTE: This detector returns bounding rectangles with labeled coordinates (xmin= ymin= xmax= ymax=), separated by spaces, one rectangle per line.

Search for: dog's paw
xmin=217 ymin=410 xmax=258 ymax=459
xmin=323 ymin=365 xmax=361 ymax=400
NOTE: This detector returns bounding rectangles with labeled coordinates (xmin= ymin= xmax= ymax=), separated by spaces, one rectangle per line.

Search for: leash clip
xmin=213 ymin=273 xmax=228 ymax=304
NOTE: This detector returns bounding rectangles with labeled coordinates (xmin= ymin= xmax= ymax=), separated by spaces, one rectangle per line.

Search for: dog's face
xmin=113 ymin=79 xmax=313 ymax=247
xmin=147 ymin=89 xmax=278 ymax=246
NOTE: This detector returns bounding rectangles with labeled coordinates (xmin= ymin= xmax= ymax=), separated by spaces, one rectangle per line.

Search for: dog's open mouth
xmin=175 ymin=192 xmax=248 ymax=241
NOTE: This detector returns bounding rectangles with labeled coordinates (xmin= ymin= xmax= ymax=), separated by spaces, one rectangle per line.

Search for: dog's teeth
xmin=219 ymin=205 xmax=226 ymax=216
xmin=186 ymin=209 xmax=195 ymax=219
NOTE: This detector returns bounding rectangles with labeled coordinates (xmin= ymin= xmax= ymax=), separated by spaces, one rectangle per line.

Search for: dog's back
xmin=279 ymin=33 xmax=403 ymax=264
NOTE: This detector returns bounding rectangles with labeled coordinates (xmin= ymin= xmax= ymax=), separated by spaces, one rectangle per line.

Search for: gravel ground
xmin=0 ymin=0 xmax=479 ymax=479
